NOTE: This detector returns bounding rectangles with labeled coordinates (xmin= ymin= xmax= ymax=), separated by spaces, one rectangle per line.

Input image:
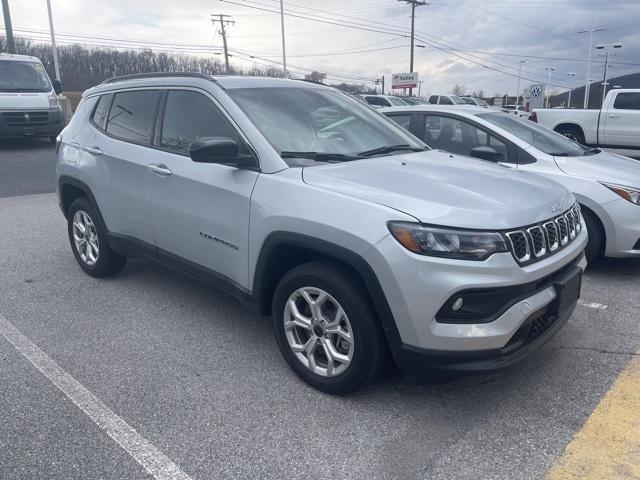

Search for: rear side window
xmin=613 ymin=92 xmax=640 ymax=110
xmin=428 ymin=95 xmax=438 ymax=104
xmin=160 ymin=90 xmax=240 ymax=154
xmin=91 ymin=94 xmax=112 ymax=130
xmin=386 ymin=114 xmax=412 ymax=130
xmin=106 ymin=90 xmax=159 ymax=144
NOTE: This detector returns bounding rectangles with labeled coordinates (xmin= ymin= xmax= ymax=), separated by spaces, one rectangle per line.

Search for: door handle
xmin=608 ymin=115 xmax=622 ymax=118
xmin=86 ymin=146 xmax=103 ymax=155
xmin=148 ymin=164 xmax=172 ymax=176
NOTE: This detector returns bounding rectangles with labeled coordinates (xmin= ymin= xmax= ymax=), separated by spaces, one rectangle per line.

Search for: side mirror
xmin=189 ymin=137 xmax=254 ymax=167
xmin=470 ymin=146 xmax=503 ymax=162
xmin=51 ymin=79 xmax=62 ymax=95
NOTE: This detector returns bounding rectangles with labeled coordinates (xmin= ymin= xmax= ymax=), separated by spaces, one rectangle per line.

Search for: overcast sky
xmin=3 ymin=0 xmax=640 ymax=96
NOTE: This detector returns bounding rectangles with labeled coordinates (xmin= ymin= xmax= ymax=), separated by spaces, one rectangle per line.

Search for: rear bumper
xmin=0 ymin=108 xmax=64 ymax=139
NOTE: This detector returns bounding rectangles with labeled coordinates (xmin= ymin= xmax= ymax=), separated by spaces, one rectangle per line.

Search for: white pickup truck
xmin=532 ymin=89 xmax=640 ymax=149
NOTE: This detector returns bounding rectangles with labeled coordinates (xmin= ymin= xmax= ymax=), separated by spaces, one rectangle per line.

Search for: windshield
xmin=227 ymin=87 xmax=424 ymax=161
xmin=477 ymin=112 xmax=589 ymax=156
xmin=451 ymin=96 xmax=468 ymax=105
xmin=0 ymin=60 xmax=52 ymax=93
xmin=388 ymin=96 xmax=408 ymax=106
xmin=476 ymin=98 xmax=489 ymax=106
xmin=461 ymin=98 xmax=475 ymax=105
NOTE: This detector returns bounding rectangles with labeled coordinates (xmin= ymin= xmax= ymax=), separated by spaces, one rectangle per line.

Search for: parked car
xmin=428 ymin=94 xmax=468 ymax=106
xmin=532 ymin=89 xmax=640 ymax=148
xmin=461 ymin=96 xmax=490 ymax=107
xmin=57 ymin=74 xmax=586 ymax=394
xmin=502 ymin=104 xmax=529 ymax=118
xmin=0 ymin=53 xmax=65 ymax=143
xmin=381 ymin=104 xmax=640 ymax=261
xmin=362 ymin=94 xmax=409 ymax=108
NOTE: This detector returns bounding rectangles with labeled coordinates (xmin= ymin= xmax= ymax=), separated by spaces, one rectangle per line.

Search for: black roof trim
xmin=101 ymin=72 xmax=217 ymax=85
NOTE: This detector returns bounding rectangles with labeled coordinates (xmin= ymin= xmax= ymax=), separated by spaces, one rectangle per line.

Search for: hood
xmin=554 ymin=151 xmax=640 ymax=189
xmin=302 ymin=150 xmax=574 ymax=230
xmin=0 ymin=92 xmax=52 ymax=109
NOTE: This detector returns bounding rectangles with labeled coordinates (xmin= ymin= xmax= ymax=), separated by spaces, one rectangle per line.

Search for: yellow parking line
xmin=545 ymin=353 xmax=640 ymax=480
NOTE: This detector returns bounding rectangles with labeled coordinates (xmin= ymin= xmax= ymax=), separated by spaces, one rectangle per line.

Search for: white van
xmin=0 ymin=53 xmax=64 ymax=143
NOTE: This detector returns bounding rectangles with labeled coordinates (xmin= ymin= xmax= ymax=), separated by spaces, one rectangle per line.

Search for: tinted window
xmin=106 ymin=90 xmax=159 ymax=143
xmin=439 ymin=96 xmax=454 ymax=105
xmin=365 ymin=96 xmax=389 ymax=107
xmin=91 ymin=94 xmax=112 ymax=130
xmin=161 ymin=90 xmax=240 ymax=154
xmin=424 ymin=114 xmax=511 ymax=162
xmin=428 ymin=95 xmax=438 ymax=104
xmin=388 ymin=96 xmax=408 ymax=106
xmin=613 ymin=92 xmax=640 ymax=110
xmin=386 ymin=114 xmax=412 ymax=130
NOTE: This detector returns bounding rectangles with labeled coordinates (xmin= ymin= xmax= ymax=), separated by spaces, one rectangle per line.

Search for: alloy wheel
xmin=72 ymin=210 xmax=99 ymax=266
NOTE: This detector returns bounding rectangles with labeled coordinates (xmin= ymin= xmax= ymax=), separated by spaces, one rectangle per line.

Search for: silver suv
xmin=56 ymin=73 xmax=587 ymax=394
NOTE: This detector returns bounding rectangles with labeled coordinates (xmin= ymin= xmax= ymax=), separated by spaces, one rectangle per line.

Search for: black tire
xmin=582 ymin=207 xmax=604 ymax=264
xmin=555 ymin=125 xmax=585 ymax=145
xmin=272 ymin=260 xmax=389 ymax=395
xmin=67 ymin=197 xmax=126 ymax=277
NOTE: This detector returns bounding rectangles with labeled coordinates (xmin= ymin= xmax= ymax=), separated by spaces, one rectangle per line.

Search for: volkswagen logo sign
xmin=531 ymin=86 xmax=542 ymax=97
xmin=550 ymin=201 xmax=562 ymax=213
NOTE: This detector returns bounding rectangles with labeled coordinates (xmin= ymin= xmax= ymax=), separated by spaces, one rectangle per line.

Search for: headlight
xmin=601 ymin=182 xmax=640 ymax=205
xmin=388 ymin=222 xmax=509 ymax=260
xmin=48 ymin=93 xmax=59 ymax=107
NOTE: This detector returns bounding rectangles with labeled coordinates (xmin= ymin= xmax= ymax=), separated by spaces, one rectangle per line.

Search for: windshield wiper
xmin=279 ymin=151 xmax=360 ymax=162
xmin=357 ymin=144 xmax=426 ymax=157
xmin=583 ymin=147 xmax=601 ymax=156
xmin=548 ymin=152 xmax=570 ymax=157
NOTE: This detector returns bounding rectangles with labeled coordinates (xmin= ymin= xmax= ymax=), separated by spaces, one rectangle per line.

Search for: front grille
xmin=506 ymin=204 xmax=582 ymax=265
xmin=3 ymin=111 xmax=49 ymax=126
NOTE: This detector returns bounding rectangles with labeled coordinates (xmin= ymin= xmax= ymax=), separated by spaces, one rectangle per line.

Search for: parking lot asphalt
xmin=1 ymin=140 xmax=640 ymax=479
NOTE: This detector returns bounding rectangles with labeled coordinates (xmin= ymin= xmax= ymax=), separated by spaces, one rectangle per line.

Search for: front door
xmin=145 ymin=89 xmax=259 ymax=289
xmin=601 ymin=91 xmax=640 ymax=147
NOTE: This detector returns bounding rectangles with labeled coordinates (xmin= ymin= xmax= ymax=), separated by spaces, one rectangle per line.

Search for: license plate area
xmin=550 ymin=267 xmax=582 ymax=316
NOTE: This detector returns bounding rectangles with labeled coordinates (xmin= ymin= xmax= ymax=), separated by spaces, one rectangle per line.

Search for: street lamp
xmin=566 ymin=72 xmax=576 ymax=107
xmin=596 ymin=43 xmax=622 ymax=108
xmin=544 ymin=67 xmax=555 ymax=107
xmin=578 ymin=28 xmax=606 ymax=109
xmin=516 ymin=59 xmax=530 ymax=106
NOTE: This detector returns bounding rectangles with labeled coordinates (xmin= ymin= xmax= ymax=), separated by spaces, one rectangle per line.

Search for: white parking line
xmin=0 ymin=314 xmax=193 ymax=480
xmin=578 ymin=300 xmax=609 ymax=310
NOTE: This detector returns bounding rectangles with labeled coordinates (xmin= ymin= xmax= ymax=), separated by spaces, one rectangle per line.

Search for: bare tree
xmin=451 ymin=84 xmax=467 ymax=96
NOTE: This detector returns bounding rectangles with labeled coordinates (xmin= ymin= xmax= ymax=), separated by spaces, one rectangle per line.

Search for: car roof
xmin=379 ymin=105 xmax=488 ymax=114
xmin=0 ymin=53 xmax=42 ymax=63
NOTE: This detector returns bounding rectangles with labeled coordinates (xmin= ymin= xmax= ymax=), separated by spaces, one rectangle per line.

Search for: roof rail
xmin=101 ymin=72 xmax=216 ymax=85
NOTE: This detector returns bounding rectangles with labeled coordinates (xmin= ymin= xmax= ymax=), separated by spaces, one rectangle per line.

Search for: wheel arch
xmin=553 ymin=123 xmax=585 ymax=141
xmin=58 ymin=176 xmax=110 ymax=234
xmin=252 ymin=232 xmax=402 ymax=347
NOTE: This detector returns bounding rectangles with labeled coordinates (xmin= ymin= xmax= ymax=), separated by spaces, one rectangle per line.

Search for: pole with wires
xmin=1 ymin=0 xmax=16 ymax=53
xmin=398 ymin=0 xmax=427 ymax=97
xmin=211 ymin=14 xmax=234 ymax=74
xmin=46 ymin=0 xmax=61 ymax=82
xmin=279 ymin=0 xmax=287 ymax=75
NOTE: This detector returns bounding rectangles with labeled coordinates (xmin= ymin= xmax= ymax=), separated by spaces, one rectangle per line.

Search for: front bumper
xmin=0 ymin=107 xmax=64 ymax=139
xmin=599 ymin=198 xmax=640 ymax=257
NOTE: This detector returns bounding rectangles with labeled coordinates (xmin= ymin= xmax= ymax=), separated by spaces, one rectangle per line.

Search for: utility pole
xmin=1 ymin=0 xmax=16 ymax=54
xmin=46 ymin=0 xmax=61 ymax=82
xmin=211 ymin=14 xmax=234 ymax=74
xmin=578 ymin=28 xmax=605 ymax=109
xmin=544 ymin=67 xmax=555 ymax=108
xmin=398 ymin=0 xmax=427 ymax=97
xmin=279 ymin=0 xmax=287 ymax=74
xmin=596 ymin=42 xmax=622 ymax=109
xmin=516 ymin=59 xmax=530 ymax=106
xmin=566 ymin=72 xmax=576 ymax=107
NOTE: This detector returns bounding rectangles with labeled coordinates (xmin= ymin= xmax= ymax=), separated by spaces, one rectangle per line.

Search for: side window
xmin=425 ymin=115 xmax=512 ymax=162
xmin=439 ymin=96 xmax=454 ymax=105
xmin=386 ymin=114 xmax=412 ymax=130
xmin=428 ymin=95 xmax=438 ymax=104
xmin=613 ymin=92 xmax=640 ymax=110
xmin=91 ymin=94 xmax=112 ymax=130
xmin=160 ymin=90 xmax=241 ymax=155
xmin=106 ymin=90 xmax=159 ymax=144
xmin=365 ymin=96 xmax=386 ymax=107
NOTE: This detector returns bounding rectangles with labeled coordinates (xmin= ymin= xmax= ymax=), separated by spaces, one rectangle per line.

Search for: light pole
xmin=578 ymin=28 xmax=605 ymax=109
xmin=544 ymin=67 xmax=555 ymax=108
xmin=516 ymin=59 xmax=530 ymax=106
xmin=279 ymin=0 xmax=286 ymax=74
xmin=596 ymin=43 xmax=622 ymax=108
xmin=566 ymin=72 xmax=576 ymax=107
xmin=46 ymin=0 xmax=61 ymax=82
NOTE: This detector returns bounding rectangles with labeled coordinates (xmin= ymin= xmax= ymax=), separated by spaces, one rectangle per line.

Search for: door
xmin=601 ymin=92 xmax=640 ymax=147
xmin=145 ymin=89 xmax=259 ymax=289
xmin=87 ymin=89 xmax=159 ymax=244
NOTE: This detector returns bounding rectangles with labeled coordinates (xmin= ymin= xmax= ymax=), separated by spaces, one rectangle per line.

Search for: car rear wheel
xmin=555 ymin=125 xmax=585 ymax=145
xmin=67 ymin=197 xmax=126 ymax=277
xmin=272 ymin=261 xmax=388 ymax=394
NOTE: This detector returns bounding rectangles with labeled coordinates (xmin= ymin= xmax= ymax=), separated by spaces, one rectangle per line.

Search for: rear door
xmin=601 ymin=91 xmax=640 ymax=146
xmin=87 ymin=89 xmax=160 ymax=244
xmin=144 ymin=88 xmax=259 ymax=289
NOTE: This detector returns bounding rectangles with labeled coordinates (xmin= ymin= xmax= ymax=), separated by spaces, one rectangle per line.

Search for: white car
xmin=381 ymin=104 xmax=640 ymax=262
xmin=428 ymin=94 xmax=468 ymax=106
xmin=461 ymin=96 xmax=490 ymax=108
xmin=502 ymin=105 xmax=529 ymax=118
xmin=361 ymin=94 xmax=409 ymax=109
xmin=532 ymin=89 xmax=640 ymax=148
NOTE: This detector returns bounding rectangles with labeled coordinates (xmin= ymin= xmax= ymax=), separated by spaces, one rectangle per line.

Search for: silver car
xmin=56 ymin=74 xmax=586 ymax=393
xmin=382 ymin=104 xmax=640 ymax=262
